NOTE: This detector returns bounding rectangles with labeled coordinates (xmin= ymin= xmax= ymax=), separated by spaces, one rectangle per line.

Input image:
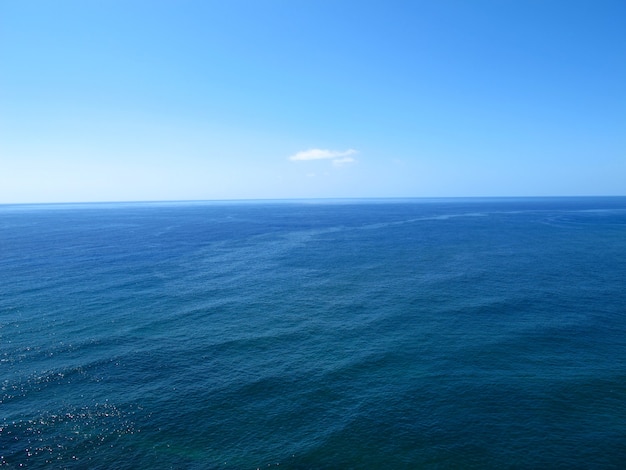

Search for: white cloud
xmin=332 ymin=156 xmax=356 ymax=167
xmin=289 ymin=148 xmax=357 ymax=161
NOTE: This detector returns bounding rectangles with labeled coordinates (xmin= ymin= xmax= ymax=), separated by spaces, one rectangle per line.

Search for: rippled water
xmin=2 ymin=198 xmax=626 ymax=468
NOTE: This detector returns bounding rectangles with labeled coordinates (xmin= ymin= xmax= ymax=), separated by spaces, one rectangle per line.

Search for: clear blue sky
xmin=1 ymin=0 xmax=624 ymax=203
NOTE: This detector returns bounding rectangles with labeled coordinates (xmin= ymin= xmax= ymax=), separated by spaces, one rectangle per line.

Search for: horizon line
xmin=2 ymin=195 xmax=626 ymax=207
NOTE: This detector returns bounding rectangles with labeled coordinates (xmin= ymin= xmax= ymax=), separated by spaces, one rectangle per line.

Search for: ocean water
xmin=1 ymin=197 xmax=626 ymax=469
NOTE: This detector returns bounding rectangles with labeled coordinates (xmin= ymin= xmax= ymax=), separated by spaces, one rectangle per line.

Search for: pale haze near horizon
xmin=1 ymin=0 xmax=624 ymax=204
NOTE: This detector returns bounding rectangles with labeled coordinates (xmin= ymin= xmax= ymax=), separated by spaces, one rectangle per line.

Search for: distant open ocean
xmin=2 ymin=197 xmax=626 ymax=469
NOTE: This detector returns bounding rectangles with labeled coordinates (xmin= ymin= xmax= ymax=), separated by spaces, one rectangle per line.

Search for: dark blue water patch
xmin=2 ymin=197 xmax=626 ymax=468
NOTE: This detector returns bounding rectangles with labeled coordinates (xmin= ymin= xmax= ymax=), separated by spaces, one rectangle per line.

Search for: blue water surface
xmin=1 ymin=197 xmax=626 ymax=468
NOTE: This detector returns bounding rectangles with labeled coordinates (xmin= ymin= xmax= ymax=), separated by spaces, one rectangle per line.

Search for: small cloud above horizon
xmin=289 ymin=148 xmax=358 ymax=166
xmin=289 ymin=148 xmax=357 ymax=161
xmin=332 ymin=156 xmax=356 ymax=167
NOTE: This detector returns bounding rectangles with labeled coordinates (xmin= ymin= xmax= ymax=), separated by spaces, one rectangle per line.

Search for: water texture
xmin=1 ymin=197 xmax=626 ymax=468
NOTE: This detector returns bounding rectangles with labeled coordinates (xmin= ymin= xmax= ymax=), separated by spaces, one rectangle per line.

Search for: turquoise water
xmin=2 ymin=197 xmax=626 ymax=468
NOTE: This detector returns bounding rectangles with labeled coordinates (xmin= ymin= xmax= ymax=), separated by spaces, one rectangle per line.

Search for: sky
xmin=1 ymin=0 xmax=625 ymax=203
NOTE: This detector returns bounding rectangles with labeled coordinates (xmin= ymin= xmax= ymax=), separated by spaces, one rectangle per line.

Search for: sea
xmin=1 ymin=197 xmax=625 ymax=469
